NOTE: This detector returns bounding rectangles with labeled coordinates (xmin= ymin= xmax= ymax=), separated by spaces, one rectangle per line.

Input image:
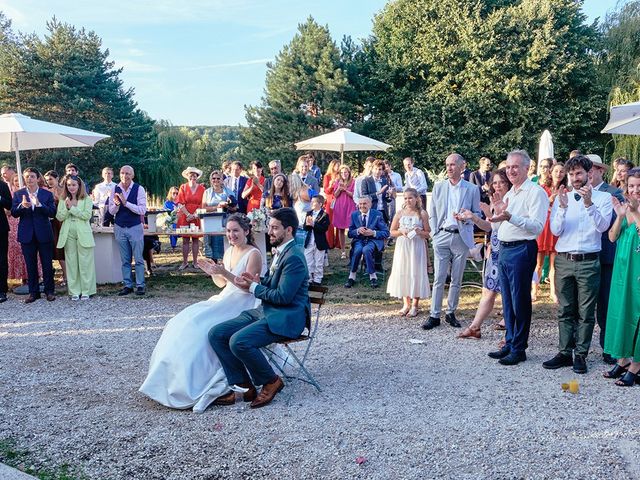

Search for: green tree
xmin=242 ymin=17 xmax=353 ymax=172
xmin=0 ymin=17 xmax=156 ymax=188
xmin=363 ymin=0 xmax=606 ymax=170
xmin=598 ymin=0 xmax=640 ymax=163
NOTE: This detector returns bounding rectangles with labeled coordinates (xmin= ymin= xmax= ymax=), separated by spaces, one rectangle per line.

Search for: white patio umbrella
xmin=537 ymin=129 xmax=554 ymax=175
xmin=0 ymin=113 xmax=110 ymax=187
xmin=601 ymin=101 xmax=640 ymax=135
xmin=294 ymin=127 xmax=392 ymax=162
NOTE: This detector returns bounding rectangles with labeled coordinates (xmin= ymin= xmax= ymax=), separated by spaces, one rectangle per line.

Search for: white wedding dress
xmin=139 ymin=247 xmax=261 ymax=413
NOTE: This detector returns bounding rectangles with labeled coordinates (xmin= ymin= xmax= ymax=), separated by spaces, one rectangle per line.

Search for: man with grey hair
xmin=488 ymin=150 xmax=548 ymax=365
xmin=423 ymin=153 xmax=481 ymax=330
xmin=262 ymin=160 xmax=282 ymax=200
xmin=109 ymin=165 xmax=147 ymax=296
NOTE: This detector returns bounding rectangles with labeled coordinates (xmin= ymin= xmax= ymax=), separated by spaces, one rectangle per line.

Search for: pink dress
xmin=329 ymin=179 xmax=356 ymax=229
xmin=6 ymin=214 xmax=42 ymax=281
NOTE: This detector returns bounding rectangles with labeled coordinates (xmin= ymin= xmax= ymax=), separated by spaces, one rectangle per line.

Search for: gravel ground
xmin=1 ymin=291 xmax=639 ymax=480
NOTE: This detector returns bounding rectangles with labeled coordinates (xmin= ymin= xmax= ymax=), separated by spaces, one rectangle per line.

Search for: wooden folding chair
xmin=264 ymin=284 xmax=327 ymax=403
xmin=461 ymin=232 xmax=488 ymax=290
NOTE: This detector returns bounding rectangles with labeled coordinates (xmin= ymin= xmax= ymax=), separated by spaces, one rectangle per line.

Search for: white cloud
xmin=182 ymin=58 xmax=272 ymax=72
xmin=116 ymin=59 xmax=165 ymax=73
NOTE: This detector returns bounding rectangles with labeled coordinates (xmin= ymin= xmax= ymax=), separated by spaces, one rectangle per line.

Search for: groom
xmin=208 ymin=207 xmax=310 ymax=408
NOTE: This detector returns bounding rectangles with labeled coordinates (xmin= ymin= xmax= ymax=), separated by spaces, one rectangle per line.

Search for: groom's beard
xmin=270 ymin=232 xmax=285 ymax=247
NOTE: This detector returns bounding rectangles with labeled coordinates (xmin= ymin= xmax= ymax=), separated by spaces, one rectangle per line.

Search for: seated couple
xmin=139 ymin=208 xmax=310 ymax=412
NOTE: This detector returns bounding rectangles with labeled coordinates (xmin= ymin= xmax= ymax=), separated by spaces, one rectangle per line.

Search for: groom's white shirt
xmin=249 ymin=238 xmax=295 ymax=294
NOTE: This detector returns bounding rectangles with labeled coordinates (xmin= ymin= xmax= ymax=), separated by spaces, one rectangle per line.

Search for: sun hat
xmin=585 ymin=154 xmax=608 ymax=169
xmin=181 ymin=166 xmax=203 ymax=179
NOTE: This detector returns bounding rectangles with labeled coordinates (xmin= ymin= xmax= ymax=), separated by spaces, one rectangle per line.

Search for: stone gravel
xmin=1 ymin=292 xmax=639 ymax=479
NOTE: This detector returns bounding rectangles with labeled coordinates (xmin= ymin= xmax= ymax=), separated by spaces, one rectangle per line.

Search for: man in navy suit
xmin=360 ymin=159 xmax=392 ymax=223
xmin=344 ymin=196 xmax=389 ymax=288
xmin=224 ymin=161 xmax=249 ymax=213
xmin=588 ymin=154 xmax=625 ymax=365
xmin=0 ymin=176 xmax=11 ymax=302
xmin=208 ymin=208 xmax=310 ymax=409
xmin=10 ymin=167 xmax=56 ymax=303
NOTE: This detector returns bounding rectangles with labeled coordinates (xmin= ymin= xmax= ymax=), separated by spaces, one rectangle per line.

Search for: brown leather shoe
xmin=458 ymin=326 xmax=481 ymax=339
xmin=46 ymin=293 xmax=56 ymax=302
xmin=24 ymin=295 xmax=38 ymax=304
xmin=250 ymin=376 xmax=284 ymax=409
xmin=212 ymin=382 xmax=257 ymax=406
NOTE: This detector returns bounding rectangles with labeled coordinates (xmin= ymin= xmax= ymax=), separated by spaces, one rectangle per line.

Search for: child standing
xmin=303 ymin=195 xmax=330 ymax=286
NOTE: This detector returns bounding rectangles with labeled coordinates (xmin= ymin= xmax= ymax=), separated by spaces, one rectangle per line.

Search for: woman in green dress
xmin=603 ymin=168 xmax=640 ymax=386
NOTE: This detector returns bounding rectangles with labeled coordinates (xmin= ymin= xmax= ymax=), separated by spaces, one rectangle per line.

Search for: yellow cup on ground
xmin=568 ymin=379 xmax=579 ymax=394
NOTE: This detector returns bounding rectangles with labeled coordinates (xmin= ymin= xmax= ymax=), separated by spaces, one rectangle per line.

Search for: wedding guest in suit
xmin=224 ymin=161 xmax=248 ymax=213
xmin=307 ymin=153 xmax=322 ymax=186
xmin=487 ymin=150 xmax=548 ymax=365
xmin=261 ymin=160 xmax=282 ymax=200
xmin=241 ymin=161 xmax=265 ymax=214
xmin=385 ymin=159 xmax=404 ymax=223
xmin=176 ymin=167 xmax=205 ymax=270
xmin=361 ymin=159 xmax=392 ymax=223
xmin=543 ymin=155 xmax=612 ymax=374
xmin=56 ymin=175 xmax=96 ymax=300
xmin=43 ymin=170 xmax=67 ymax=285
xmin=10 ymin=167 xmax=56 ymax=303
xmin=602 ymin=168 xmax=640 ymax=386
xmin=109 ymin=165 xmax=147 ymax=296
xmin=303 ymin=195 xmax=330 ymax=286
xmin=327 ymin=165 xmax=357 ymax=259
xmin=387 ymin=188 xmax=431 ymax=317
xmin=208 ymin=207 xmax=310 ymax=408
xmin=422 ymin=153 xmax=481 ymax=330
xmin=457 ymin=169 xmax=512 ymax=339
xmin=353 ymin=157 xmax=374 ymax=204
xmin=588 ymin=154 xmax=625 ymax=365
xmin=470 ymin=157 xmax=493 ymax=204
xmin=64 ymin=163 xmax=78 ymax=177
xmin=0 ymin=176 xmax=11 ymax=302
xmin=344 ymin=196 xmax=389 ymax=289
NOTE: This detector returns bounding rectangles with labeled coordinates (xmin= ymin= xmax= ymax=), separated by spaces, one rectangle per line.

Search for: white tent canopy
xmin=601 ymin=101 xmax=640 ymax=135
xmin=0 ymin=113 xmax=110 ymax=187
xmin=295 ymin=127 xmax=392 ymax=162
xmin=537 ymin=130 xmax=554 ymax=175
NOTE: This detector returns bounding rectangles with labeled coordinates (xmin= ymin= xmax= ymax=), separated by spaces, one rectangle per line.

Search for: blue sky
xmin=0 ymin=0 xmax=619 ymax=126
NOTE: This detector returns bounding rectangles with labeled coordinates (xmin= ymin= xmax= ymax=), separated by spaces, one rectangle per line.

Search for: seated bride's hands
xmin=233 ymin=275 xmax=252 ymax=290
xmin=240 ymin=271 xmax=260 ymax=283
xmin=197 ymin=258 xmax=220 ymax=276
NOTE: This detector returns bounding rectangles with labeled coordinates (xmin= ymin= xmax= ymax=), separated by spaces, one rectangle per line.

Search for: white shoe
xmin=71 ymin=295 xmax=80 ymax=301
xmin=80 ymin=295 xmax=90 ymax=301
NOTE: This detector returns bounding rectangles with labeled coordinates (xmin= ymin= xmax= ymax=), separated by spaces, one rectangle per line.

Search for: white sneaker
xmin=80 ymin=295 xmax=90 ymax=300
xmin=71 ymin=295 xmax=80 ymax=301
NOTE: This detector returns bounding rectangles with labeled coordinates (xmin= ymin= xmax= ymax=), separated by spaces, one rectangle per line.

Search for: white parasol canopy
xmin=601 ymin=101 xmax=640 ymax=135
xmin=295 ymin=127 xmax=392 ymax=162
xmin=0 ymin=113 xmax=110 ymax=187
xmin=537 ymin=130 xmax=554 ymax=175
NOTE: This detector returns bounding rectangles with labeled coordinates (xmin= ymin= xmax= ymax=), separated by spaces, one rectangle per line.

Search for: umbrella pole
xmin=340 ymin=146 xmax=344 ymax=164
xmin=13 ymin=133 xmax=24 ymax=189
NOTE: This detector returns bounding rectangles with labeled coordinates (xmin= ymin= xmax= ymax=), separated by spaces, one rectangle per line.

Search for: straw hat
xmin=586 ymin=154 xmax=608 ymax=170
xmin=181 ymin=166 xmax=203 ymax=179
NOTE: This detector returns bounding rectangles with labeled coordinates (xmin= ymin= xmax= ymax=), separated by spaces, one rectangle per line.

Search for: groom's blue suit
xmin=208 ymin=239 xmax=310 ymax=387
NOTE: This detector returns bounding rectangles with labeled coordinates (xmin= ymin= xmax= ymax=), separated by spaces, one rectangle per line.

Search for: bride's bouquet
xmin=247 ymin=207 xmax=268 ymax=232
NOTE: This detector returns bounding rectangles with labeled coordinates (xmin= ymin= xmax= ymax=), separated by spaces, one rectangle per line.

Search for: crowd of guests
xmin=1 ymin=149 xmax=639 ymax=388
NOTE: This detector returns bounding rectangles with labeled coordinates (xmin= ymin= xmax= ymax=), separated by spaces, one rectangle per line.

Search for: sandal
xmin=398 ymin=306 xmax=410 ymax=316
xmin=458 ymin=326 xmax=481 ymax=339
xmin=178 ymin=263 xmax=189 ymax=271
xmin=603 ymin=363 xmax=630 ymax=379
xmin=494 ymin=323 xmax=506 ymax=331
xmin=615 ymin=370 xmax=639 ymax=387
xmin=407 ymin=307 xmax=418 ymax=318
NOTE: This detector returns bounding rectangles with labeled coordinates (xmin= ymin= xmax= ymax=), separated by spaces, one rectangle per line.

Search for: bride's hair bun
xmin=226 ymin=213 xmax=255 ymax=246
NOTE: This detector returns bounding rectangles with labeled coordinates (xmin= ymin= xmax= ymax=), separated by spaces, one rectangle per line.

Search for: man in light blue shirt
xmin=543 ymin=155 xmax=612 ymax=374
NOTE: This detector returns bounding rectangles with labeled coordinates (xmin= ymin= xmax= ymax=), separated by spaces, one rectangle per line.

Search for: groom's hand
xmin=233 ymin=275 xmax=252 ymax=291
xmin=241 ymin=272 xmax=260 ymax=283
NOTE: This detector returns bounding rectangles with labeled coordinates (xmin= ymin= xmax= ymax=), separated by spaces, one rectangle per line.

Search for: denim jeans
xmin=114 ymin=223 xmax=145 ymax=288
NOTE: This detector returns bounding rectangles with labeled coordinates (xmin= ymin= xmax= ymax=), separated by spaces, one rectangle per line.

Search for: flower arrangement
xmin=156 ymin=210 xmax=177 ymax=232
xmin=247 ymin=207 xmax=268 ymax=232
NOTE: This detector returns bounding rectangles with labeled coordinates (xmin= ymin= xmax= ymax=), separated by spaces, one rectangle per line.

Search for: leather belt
xmin=500 ymin=239 xmax=532 ymax=247
xmin=559 ymin=252 xmax=598 ymax=262
xmin=440 ymin=227 xmax=459 ymax=234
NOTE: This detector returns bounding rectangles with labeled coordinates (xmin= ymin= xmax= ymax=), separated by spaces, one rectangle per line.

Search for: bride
xmin=139 ymin=213 xmax=263 ymax=413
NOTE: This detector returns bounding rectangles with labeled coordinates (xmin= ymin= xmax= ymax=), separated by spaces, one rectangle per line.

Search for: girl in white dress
xmin=386 ymin=188 xmax=431 ymax=317
xmin=139 ymin=214 xmax=263 ymax=413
